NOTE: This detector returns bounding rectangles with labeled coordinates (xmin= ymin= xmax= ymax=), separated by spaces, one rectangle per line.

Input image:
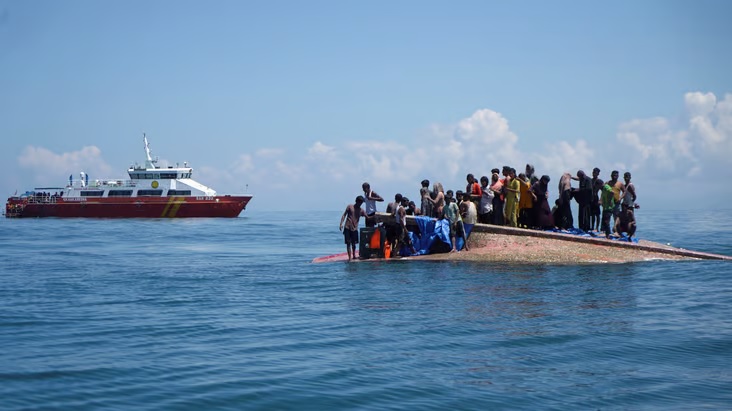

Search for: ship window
xmin=108 ymin=190 xmax=133 ymax=197
xmin=167 ymin=190 xmax=192 ymax=196
xmin=144 ymin=173 xmax=154 ymax=179
xmin=80 ymin=191 xmax=104 ymax=197
xmin=138 ymin=189 xmax=163 ymax=196
xmin=160 ymin=172 xmax=177 ymax=179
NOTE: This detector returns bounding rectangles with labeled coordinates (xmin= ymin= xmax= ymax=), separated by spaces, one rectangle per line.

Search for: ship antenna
xmin=143 ymin=133 xmax=157 ymax=169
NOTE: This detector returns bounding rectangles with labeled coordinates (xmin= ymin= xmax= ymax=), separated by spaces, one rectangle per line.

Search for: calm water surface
xmin=1 ymin=210 xmax=731 ymax=410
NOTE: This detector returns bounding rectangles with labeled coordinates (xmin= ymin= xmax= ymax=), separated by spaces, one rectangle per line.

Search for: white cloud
xmin=685 ymin=91 xmax=716 ymax=117
xmin=232 ymin=154 xmax=254 ymax=173
xmin=613 ymin=92 xmax=732 ymax=180
xmin=304 ymin=142 xmax=350 ymax=182
xmin=17 ymin=145 xmax=114 ymax=184
xmin=685 ymin=92 xmax=732 ymax=151
xmin=224 ymin=108 xmax=607 ymax=207
xmin=616 ymin=118 xmax=673 ymax=169
xmin=14 ymin=92 xmax=732 ymax=210
xmin=534 ymin=139 xmax=596 ymax=179
xmin=455 ymin=109 xmax=518 ymax=147
xmin=256 ymin=148 xmax=285 ymax=158
xmin=308 ymin=141 xmax=335 ymax=156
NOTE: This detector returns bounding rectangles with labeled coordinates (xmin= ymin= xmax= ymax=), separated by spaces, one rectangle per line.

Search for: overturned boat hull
xmin=312 ymin=213 xmax=732 ymax=263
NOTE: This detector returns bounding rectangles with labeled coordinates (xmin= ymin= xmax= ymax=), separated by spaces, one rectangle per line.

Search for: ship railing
xmin=26 ymin=194 xmax=59 ymax=204
xmin=89 ymin=180 xmax=138 ymax=188
xmin=67 ymin=180 xmax=138 ymax=188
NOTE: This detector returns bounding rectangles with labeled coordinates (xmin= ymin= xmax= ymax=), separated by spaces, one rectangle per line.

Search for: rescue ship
xmin=5 ymin=135 xmax=252 ymax=218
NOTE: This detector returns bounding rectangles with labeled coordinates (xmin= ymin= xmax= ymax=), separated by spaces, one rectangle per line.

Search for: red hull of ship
xmin=6 ymin=196 xmax=252 ymax=218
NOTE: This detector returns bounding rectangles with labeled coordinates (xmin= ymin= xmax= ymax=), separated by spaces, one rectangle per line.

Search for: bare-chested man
xmin=339 ymin=196 xmax=367 ymax=261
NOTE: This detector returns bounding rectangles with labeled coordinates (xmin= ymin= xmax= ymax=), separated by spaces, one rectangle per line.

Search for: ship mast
xmin=143 ymin=133 xmax=158 ymax=169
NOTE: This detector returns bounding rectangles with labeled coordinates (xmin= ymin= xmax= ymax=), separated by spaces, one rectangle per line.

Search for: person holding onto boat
xmin=339 ymin=195 xmax=367 ymax=261
xmin=395 ymin=196 xmax=417 ymax=256
xmin=362 ymin=182 xmax=384 ymax=228
xmin=444 ymin=190 xmax=468 ymax=252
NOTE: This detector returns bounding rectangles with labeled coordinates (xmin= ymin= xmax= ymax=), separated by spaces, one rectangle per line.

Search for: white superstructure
xmin=53 ymin=135 xmax=217 ymax=199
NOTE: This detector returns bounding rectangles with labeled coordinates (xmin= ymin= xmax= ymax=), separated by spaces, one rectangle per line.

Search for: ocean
xmin=1 ymin=210 xmax=731 ymax=410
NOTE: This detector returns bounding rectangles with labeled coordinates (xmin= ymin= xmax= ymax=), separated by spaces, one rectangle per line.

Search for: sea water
xmin=1 ymin=210 xmax=731 ymax=410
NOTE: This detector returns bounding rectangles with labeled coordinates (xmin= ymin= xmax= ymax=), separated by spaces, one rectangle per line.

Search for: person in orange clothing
xmin=465 ymin=173 xmax=482 ymax=206
xmin=517 ymin=173 xmax=534 ymax=228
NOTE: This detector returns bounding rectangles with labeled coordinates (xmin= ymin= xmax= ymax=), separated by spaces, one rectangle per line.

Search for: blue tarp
xmin=546 ymin=227 xmax=638 ymax=243
xmin=398 ymin=219 xmax=636 ymax=257
xmin=398 ymin=217 xmax=475 ymax=256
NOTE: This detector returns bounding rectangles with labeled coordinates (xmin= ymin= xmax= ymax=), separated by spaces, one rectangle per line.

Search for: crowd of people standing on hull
xmin=340 ymin=167 xmax=638 ymax=259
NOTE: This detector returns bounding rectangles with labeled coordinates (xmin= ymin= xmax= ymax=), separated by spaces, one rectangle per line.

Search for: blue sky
xmin=2 ymin=0 xmax=731 ymax=211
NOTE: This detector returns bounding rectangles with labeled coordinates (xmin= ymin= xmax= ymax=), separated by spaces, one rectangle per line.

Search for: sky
xmin=1 ymin=0 xmax=731 ymax=212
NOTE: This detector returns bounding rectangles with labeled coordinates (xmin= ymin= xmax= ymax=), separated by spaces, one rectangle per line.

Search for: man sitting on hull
xmin=614 ymin=203 xmax=637 ymax=242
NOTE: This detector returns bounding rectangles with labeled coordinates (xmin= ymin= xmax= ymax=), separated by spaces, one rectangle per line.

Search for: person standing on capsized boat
xmin=503 ymin=168 xmax=520 ymax=228
xmin=478 ymin=175 xmax=494 ymax=224
xmin=444 ymin=191 xmax=468 ymax=252
xmin=362 ymin=182 xmax=384 ymax=228
xmin=600 ymin=183 xmax=615 ymax=239
xmin=419 ymin=179 xmax=432 ymax=219
xmin=429 ymin=182 xmax=446 ymax=219
xmin=339 ymin=195 xmax=367 ymax=261
xmin=530 ymin=175 xmax=554 ymax=230
xmin=557 ymin=172 xmax=574 ymax=229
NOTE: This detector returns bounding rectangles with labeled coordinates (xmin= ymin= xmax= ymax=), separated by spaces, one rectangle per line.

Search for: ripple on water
xmin=1 ymin=211 xmax=731 ymax=410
